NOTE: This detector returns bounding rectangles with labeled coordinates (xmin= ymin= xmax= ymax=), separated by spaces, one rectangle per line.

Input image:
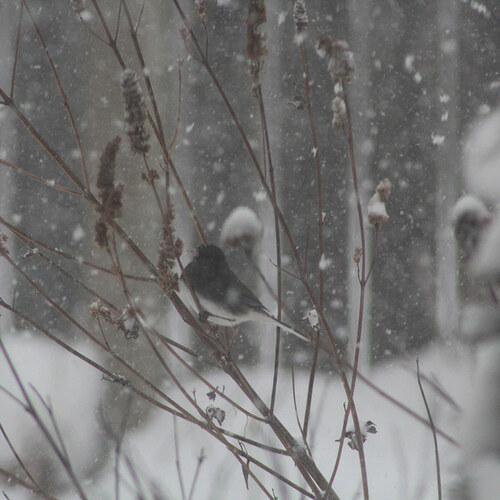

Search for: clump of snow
xmin=72 ymin=224 xmax=85 ymax=243
xmin=331 ymin=97 xmax=347 ymax=131
xmin=452 ymin=194 xmax=491 ymax=257
xmin=318 ymin=253 xmax=332 ymax=270
xmin=367 ymin=178 xmax=391 ymax=226
xmin=304 ymin=308 xmax=319 ymax=329
xmin=220 ymin=206 xmax=263 ymax=253
xmin=464 ymin=108 xmax=500 ymax=202
xmin=431 ymin=133 xmax=445 ymax=145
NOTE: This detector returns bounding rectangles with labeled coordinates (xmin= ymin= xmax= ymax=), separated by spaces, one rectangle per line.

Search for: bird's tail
xmin=261 ymin=314 xmax=310 ymax=343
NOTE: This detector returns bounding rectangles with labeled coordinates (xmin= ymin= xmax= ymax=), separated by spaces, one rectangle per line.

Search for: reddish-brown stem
xmin=90 ymin=0 xmax=127 ymax=68
xmin=303 ymin=330 xmax=320 ymax=437
xmin=168 ymin=61 xmax=184 ymax=151
xmin=298 ymin=42 xmax=325 ymax=310
xmin=328 ymin=83 xmax=369 ymax=499
xmin=417 ymin=359 xmax=442 ymax=500
xmin=255 ymin=83 xmax=283 ymax=414
xmin=0 ymin=158 xmax=81 ymax=196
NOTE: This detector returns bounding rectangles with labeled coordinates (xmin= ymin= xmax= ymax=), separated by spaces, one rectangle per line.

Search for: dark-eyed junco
xmin=180 ymin=244 xmax=309 ymax=342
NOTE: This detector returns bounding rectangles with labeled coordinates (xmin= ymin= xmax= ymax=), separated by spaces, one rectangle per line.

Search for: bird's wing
xmin=214 ymin=268 xmax=268 ymax=315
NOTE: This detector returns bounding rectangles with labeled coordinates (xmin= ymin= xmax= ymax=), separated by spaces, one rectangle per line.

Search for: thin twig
xmin=0 ymin=158 xmax=82 ymax=196
xmin=187 ymin=449 xmax=205 ymax=500
xmin=168 ymin=60 xmax=184 ymax=151
xmin=173 ymin=416 xmax=187 ymax=500
xmin=297 ymin=41 xmax=325 ymax=309
xmin=416 ymin=359 xmax=442 ymax=500
xmin=303 ymin=330 xmax=320 ymax=438
xmin=255 ymin=83 xmax=282 ymax=414
xmin=0 ymin=423 xmax=50 ymax=499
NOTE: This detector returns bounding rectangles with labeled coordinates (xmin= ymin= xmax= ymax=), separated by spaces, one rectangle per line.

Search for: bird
xmin=180 ymin=244 xmax=309 ymax=343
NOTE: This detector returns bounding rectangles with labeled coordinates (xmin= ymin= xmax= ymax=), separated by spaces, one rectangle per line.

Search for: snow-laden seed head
xmin=315 ymin=34 xmax=333 ymax=59
xmin=375 ymin=178 xmax=392 ymax=203
xmin=121 ymin=69 xmax=150 ymax=154
xmin=246 ymin=0 xmax=267 ymax=81
xmin=367 ymin=180 xmax=391 ymax=227
xmin=221 ymin=206 xmax=263 ymax=253
xmin=316 ymin=36 xmax=355 ymax=82
xmin=304 ymin=308 xmax=320 ymax=330
xmin=327 ymin=40 xmax=355 ymax=82
xmin=331 ymin=96 xmax=347 ymax=130
xmin=70 ymin=0 xmax=85 ymax=13
xmin=293 ymin=0 xmax=309 ymax=39
xmin=195 ymin=0 xmax=208 ymax=22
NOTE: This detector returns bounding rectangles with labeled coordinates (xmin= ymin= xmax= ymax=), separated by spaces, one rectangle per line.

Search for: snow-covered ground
xmin=0 ymin=333 xmax=478 ymax=499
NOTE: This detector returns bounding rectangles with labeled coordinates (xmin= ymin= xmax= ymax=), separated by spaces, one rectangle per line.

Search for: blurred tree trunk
xmin=435 ymin=0 xmax=459 ymax=338
xmin=11 ymin=1 xmax=87 ymax=334
xmin=347 ymin=0 xmax=373 ymax=369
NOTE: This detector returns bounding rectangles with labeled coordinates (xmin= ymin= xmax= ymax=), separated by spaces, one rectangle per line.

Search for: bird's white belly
xmin=179 ymin=279 xmax=251 ymax=327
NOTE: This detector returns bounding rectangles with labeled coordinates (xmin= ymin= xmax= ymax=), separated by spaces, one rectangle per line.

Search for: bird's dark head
xmin=195 ymin=244 xmax=226 ymax=265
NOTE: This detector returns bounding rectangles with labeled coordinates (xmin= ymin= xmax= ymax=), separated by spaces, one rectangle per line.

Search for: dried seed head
xmin=121 ymin=69 xmax=150 ymax=154
xmin=94 ymin=218 xmax=109 ymax=248
xmin=328 ymin=40 xmax=355 ymax=82
xmin=0 ymin=232 xmax=9 ymax=256
xmin=96 ymin=136 xmax=121 ymax=204
xmin=157 ymin=200 xmax=183 ymax=295
xmin=195 ymin=0 xmax=208 ymax=22
xmin=70 ymin=0 xmax=85 ymax=13
xmin=206 ymin=405 xmax=226 ymax=425
xmin=89 ymin=298 xmax=113 ymax=322
xmin=247 ymin=0 xmax=267 ymax=81
xmin=117 ymin=305 xmax=140 ymax=339
xmin=95 ymin=137 xmax=124 ymax=247
xmin=353 ymin=246 xmax=362 ymax=264
xmin=96 ymin=137 xmax=123 ymax=220
xmin=315 ymin=34 xmax=333 ymax=59
xmin=293 ymin=0 xmax=309 ymax=36
xmin=331 ymin=97 xmax=347 ymax=130
xmin=316 ymin=36 xmax=355 ymax=83
xmin=376 ymin=178 xmax=392 ymax=203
